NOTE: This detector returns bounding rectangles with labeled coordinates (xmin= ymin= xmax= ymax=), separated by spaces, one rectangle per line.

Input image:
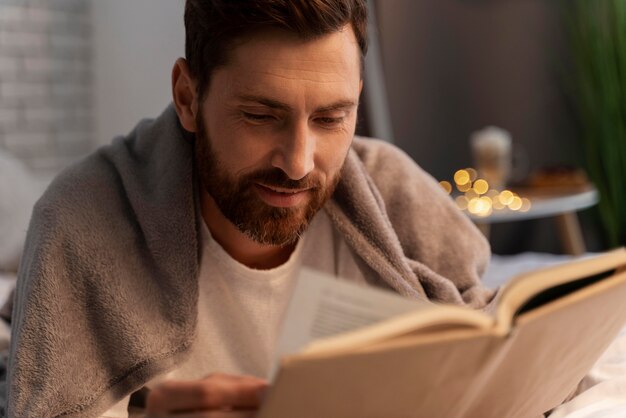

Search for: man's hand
xmin=145 ymin=373 xmax=268 ymax=417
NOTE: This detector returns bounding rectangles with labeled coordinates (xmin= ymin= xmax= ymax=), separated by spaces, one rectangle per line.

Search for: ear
xmin=172 ymin=58 xmax=199 ymax=132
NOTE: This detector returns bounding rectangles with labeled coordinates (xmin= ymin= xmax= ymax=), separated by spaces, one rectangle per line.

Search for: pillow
xmin=0 ymin=151 xmax=47 ymax=272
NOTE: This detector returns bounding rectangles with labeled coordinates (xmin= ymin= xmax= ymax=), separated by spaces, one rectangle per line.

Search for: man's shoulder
xmin=30 ymin=142 xmax=127 ymax=233
xmin=35 ymin=105 xmax=183 ymax=222
xmin=351 ymin=136 xmax=411 ymax=162
xmin=350 ymin=136 xmax=435 ymax=185
xmin=346 ymin=135 xmax=478 ymax=245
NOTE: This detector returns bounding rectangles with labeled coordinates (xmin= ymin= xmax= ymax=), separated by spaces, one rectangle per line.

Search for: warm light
xmin=520 ymin=198 xmax=532 ymax=212
xmin=465 ymin=189 xmax=479 ymax=200
xmin=454 ymin=169 xmax=470 ymax=185
xmin=456 ymin=195 xmax=469 ymax=210
xmin=499 ymin=190 xmax=515 ymax=206
xmin=509 ymin=196 xmax=523 ymax=211
xmin=468 ymin=197 xmax=492 ymax=217
xmin=442 ymin=167 xmax=530 ymax=218
xmin=479 ymin=207 xmax=493 ymax=217
xmin=493 ymin=199 xmax=505 ymax=210
xmin=439 ymin=181 xmax=452 ymax=194
xmin=478 ymin=197 xmax=493 ymax=217
xmin=457 ymin=181 xmax=472 ymax=192
xmin=486 ymin=189 xmax=500 ymax=199
xmin=466 ymin=168 xmax=478 ymax=182
xmin=473 ymin=179 xmax=489 ymax=195
xmin=467 ymin=198 xmax=481 ymax=214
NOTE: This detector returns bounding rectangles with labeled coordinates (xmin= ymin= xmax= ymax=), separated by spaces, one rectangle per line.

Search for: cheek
xmin=316 ymin=136 xmax=352 ymax=177
xmin=206 ymin=119 xmax=273 ymax=174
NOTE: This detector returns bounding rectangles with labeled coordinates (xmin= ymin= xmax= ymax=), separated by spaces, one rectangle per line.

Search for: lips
xmin=254 ymin=183 xmax=311 ymax=208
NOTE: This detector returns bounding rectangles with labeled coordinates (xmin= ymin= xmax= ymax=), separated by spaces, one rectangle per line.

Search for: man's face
xmin=194 ymin=25 xmax=362 ymax=246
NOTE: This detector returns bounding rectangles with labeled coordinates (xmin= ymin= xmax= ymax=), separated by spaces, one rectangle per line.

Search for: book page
xmin=271 ymin=268 xmax=422 ymax=378
xmin=495 ymin=248 xmax=626 ymax=331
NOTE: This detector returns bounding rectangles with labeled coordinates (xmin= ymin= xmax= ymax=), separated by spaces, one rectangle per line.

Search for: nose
xmin=271 ymin=121 xmax=315 ymax=180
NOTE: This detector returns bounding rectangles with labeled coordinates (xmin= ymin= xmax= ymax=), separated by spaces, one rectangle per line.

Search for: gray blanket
xmin=3 ymin=104 xmax=494 ymax=417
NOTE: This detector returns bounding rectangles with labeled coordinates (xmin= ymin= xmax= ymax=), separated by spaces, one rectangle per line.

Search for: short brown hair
xmin=184 ymin=0 xmax=368 ymax=101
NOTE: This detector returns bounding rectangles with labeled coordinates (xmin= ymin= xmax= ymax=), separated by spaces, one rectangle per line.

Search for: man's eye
xmin=242 ymin=112 xmax=274 ymax=122
xmin=316 ymin=117 xmax=343 ymax=127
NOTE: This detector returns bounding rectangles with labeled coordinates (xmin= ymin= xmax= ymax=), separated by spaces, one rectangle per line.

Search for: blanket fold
xmin=3 ymin=104 xmax=493 ymax=417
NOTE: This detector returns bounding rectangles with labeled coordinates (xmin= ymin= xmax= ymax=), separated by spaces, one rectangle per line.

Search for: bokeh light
xmin=509 ymin=196 xmax=523 ymax=211
xmin=440 ymin=167 xmax=532 ymax=217
xmin=466 ymin=168 xmax=478 ymax=183
xmin=499 ymin=190 xmax=515 ymax=206
xmin=439 ymin=181 xmax=452 ymax=194
xmin=473 ymin=179 xmax=489 ymax=195
xmin=465 ymin=189 xmax=479 ymax=200
xmin=467 ymin=197 xmax=493 ymax=217
xmin=457 ymin=182 xmax=472 ymax=192
xmin=493 ymin=199 xmax=506 ymax=210
xmin=454 ymin=169 xmax=470 ymax=186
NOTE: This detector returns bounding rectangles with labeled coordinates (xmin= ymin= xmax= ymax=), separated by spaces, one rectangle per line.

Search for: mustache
xmin=244 ymin=168 xmax=321 ymax=190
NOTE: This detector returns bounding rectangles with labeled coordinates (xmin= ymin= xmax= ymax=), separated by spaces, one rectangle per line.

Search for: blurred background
xmin=0 ymin=0 xmax=624 ymax=260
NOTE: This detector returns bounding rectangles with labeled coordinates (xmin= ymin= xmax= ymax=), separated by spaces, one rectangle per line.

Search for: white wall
xmin=0 ymin=0 xmax=93 ymax=174
xmin=91 ymin=0 xmax=185 ymax=145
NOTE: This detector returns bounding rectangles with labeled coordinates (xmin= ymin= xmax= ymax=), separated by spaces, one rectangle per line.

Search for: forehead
xmin=210 ymin=26 xmax=362 ymax=102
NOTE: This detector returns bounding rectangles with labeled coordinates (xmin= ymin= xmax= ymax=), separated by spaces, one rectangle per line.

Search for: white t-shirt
xmin=101 ymin=209 xmax=367 ymax=417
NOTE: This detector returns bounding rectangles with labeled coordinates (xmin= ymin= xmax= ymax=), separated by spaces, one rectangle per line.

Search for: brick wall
xmin=0 ymin=0 xmax=94 ymax=174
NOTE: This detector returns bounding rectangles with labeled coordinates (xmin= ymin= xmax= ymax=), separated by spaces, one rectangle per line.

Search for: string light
xmin=439 ymin=181 xmax=453 ymax=194
xmin=493 ymin=199 xmax=506 ymax=210
xmin=454 ymin=169 xmax=470 ymax=186
xmin=465 ymin=189 xmax=479 ymax=200
xmin=498 ymin=190 xmax=515 ymax=206
xmin=509 ymin=196 xmax=523 ymax=211
xmin=466 ymin=168 xmax=478 ymax=183
xmin=439 ymin=167 xmax=532 ymax=216
xmin=458 ymin=182 xmax=472 ymax=192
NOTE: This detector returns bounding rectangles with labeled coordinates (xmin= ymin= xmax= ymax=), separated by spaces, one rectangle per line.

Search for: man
xmin=3 ymin=1 xmax=494 ymax=417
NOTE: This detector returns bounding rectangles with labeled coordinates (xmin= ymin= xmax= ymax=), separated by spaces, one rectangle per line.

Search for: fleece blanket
xmin=3 ymin=104 xmax=493 ymax=417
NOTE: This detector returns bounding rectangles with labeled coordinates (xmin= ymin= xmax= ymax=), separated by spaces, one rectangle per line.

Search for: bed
xmin=0 ymin=254 xmax=624 ymax=416
xmin=1 ymin=151 xmax=624 ymax=416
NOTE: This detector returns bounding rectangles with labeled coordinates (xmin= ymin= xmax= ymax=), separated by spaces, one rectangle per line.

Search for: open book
xmin=258 ymin=249 xmax=626 ymax=418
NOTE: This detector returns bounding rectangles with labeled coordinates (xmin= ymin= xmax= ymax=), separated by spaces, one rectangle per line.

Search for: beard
xmin=193 ymin=116 xmax=341 ymax=246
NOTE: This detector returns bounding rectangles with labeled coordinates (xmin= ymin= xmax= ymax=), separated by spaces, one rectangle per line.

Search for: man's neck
xmin=200 ymin=192 xmax=296 ymax=270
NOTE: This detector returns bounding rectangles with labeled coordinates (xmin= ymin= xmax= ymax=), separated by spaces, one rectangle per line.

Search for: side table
xmin=468 ymin=185 xmax=599 ymax=255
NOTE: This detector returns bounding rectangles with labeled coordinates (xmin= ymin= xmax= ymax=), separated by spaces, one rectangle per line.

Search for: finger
xmin=146 ymin=373 xmax=268 ymax=413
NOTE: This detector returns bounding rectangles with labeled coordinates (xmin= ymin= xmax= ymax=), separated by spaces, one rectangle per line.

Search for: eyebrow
xmin=236 ymin=94 xmax=357 ymax=113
